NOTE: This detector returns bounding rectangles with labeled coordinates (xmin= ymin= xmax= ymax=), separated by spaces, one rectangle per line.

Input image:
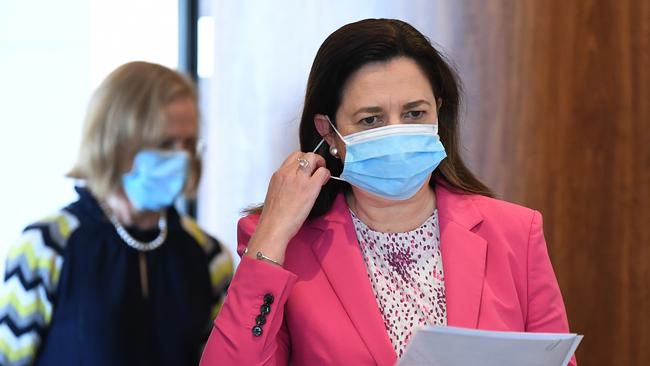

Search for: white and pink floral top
xmin=350 ymin=209 xmax=447 ymax=358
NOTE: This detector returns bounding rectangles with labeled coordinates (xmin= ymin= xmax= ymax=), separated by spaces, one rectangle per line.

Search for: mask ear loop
xmin=324 ymin=115 xmax=347 ymax=143
xmin=312 ymin=139 xmax=325 ymax=153
xmin=312 ymin=116 xmax=346 ymax=182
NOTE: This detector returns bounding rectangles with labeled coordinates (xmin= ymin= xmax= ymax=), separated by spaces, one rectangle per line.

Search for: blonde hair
xmin=68 ymin=61 xmax=200 ymax=200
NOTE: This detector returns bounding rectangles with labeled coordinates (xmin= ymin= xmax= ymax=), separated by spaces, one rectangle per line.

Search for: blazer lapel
xmin=307 ymin=185 xmax=487 ymax=362
xmin=436 ymin=184 xmax=487 ymax=329
xmin=309 ymin=194 xmax=397 ymax=366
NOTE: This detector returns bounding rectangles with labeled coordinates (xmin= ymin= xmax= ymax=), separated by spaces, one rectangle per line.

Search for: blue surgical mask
xmin=122 ymin=149 xmax=189 ymax=211
xmin=323 ymin=117 xmax=447 ymax=200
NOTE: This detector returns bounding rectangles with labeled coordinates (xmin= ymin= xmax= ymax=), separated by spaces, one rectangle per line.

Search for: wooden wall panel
xmin=436 ymin=1 xmax=650 ymax=364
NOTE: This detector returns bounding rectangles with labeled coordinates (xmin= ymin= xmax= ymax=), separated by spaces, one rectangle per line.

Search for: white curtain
xmin=197 ymin=0 xmax=453 ymax=264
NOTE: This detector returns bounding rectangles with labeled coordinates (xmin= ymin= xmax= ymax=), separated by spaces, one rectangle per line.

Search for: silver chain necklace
xmin=100 ymin=202 xmax=168 ymax=252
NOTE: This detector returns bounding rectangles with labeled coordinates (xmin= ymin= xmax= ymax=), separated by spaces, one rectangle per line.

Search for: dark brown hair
xmin=298 ymin=18 xmax=492 ymax=218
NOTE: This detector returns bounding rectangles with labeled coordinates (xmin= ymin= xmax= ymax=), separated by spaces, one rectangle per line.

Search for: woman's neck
xmin=346 ymin=182 xmax=436 ymax=233
xmin=105 ymin=191 xmax=161 ymax=230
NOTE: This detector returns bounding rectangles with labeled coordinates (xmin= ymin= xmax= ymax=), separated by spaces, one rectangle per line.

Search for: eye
xmin=404 ymin=110 xmax=426 ymax=120
xmin=156 ymin=138 xmax=198 ymax=154
xmin=158 ymin=139 xmax=175 ymax=150
xmin=184 ymin=138 xmax=199 ymax=155
xmin=359 ymin=116 xmax=380 ymax=126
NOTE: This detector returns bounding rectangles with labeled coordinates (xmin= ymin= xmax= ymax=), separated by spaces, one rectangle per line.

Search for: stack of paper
xmin=398 ymin=326 xmax=583 ymax=366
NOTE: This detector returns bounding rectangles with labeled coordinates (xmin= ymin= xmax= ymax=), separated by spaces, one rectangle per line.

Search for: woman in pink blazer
xmin=201 ymin=18 xmax=576 ymax=366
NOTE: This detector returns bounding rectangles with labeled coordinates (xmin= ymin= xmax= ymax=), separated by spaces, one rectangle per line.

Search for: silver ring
xmin=297 ymin=158 xmax=310 ymax=170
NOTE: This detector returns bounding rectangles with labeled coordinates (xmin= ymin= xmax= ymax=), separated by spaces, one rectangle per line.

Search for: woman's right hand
xmin=245 ymin=151 xmax=330 ymax=265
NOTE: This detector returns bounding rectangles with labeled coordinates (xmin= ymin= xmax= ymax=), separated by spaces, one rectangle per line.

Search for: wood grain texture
xmin=434 ymin=1 xmax=649 ymax=364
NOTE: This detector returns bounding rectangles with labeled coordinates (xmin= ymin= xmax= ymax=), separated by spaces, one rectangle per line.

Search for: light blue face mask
xmin=322 ymin=117 xmax=447 ymax=200
xmin=122 ymin=149 xmax=189 ymax=211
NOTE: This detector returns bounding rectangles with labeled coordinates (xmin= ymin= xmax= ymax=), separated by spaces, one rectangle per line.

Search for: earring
xmin=329 ymin=145 xmax=339 ymax=158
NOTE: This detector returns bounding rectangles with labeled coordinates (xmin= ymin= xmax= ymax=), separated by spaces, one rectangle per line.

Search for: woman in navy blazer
xmin=201 ymin=18 xmax=576 ymax=365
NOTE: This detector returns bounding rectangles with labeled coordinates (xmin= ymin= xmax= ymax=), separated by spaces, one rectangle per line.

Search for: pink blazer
xmin=201 ymin=184 xmax=576 ymax=365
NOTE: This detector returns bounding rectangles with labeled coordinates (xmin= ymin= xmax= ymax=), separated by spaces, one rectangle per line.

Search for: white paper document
xmin=397 ymin=326 xmax=583 ymax=366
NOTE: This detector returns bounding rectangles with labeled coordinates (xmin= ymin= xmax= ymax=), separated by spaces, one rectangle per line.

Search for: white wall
xmin=0 ymin=0 xmax=178 ymax=273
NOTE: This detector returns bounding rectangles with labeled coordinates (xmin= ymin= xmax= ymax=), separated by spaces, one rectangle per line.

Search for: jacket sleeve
xmin=0 ymin=212 xmax=77 ymax=366
xmin=525 ymin=210 xmax=578 ymax=366
xmin=200 ymin=216 xmax=298 ymax=366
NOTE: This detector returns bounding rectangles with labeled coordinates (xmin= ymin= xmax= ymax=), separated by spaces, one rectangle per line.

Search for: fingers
xmin=302 ymin=154 xmax=330 ymax=187
xmin=280 ymin=151 xmax=304 ymax=169
xmin=294 ymin=152 xmax=325 ymax=176
xmin=311 ymin=166 xmax=331 ymax=186
xmin=277 ymin=150 xmax=330 ymax=187
xmin=258 ymin=151 xmax=328 ymax=243
xmin=312 ymin=153 xmax=326 ymax=169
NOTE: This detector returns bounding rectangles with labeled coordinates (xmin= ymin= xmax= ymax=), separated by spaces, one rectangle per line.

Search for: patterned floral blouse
xmin=350 ymin=209 xmax=447 ymax=357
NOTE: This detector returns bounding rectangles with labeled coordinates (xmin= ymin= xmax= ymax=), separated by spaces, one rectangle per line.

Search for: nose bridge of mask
xmin=123 ymin=149 xmax=190 ymax=211
xmin=319 ymin=116 xmax=440 ymax=183
xmin=133 ymin=149 xmax=189 ymax=176
xmin=325 ymin=116 xmax=438 ymax=145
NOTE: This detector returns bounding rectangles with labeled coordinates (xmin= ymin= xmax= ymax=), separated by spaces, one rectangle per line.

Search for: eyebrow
xmin=352 ymin=100 xmax=432 ymax=116
xmin=352 ymin=106 xmax=383 ymax=116
xmin=402 ymin=100 xmax=432 ymax=109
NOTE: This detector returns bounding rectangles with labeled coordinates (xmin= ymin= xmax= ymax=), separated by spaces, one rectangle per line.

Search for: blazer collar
xmin=435 ymin=183 xmax=487 ymax=329
xmin=308 ymin=194 xmax=397 ymax=365
xmin=434 ymin=183 xmax=483 ymax=229
xmin=306 ymin=184 xmax=487 ymax=364
xmin=309 ymin=183 xmax=484 ymax=230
